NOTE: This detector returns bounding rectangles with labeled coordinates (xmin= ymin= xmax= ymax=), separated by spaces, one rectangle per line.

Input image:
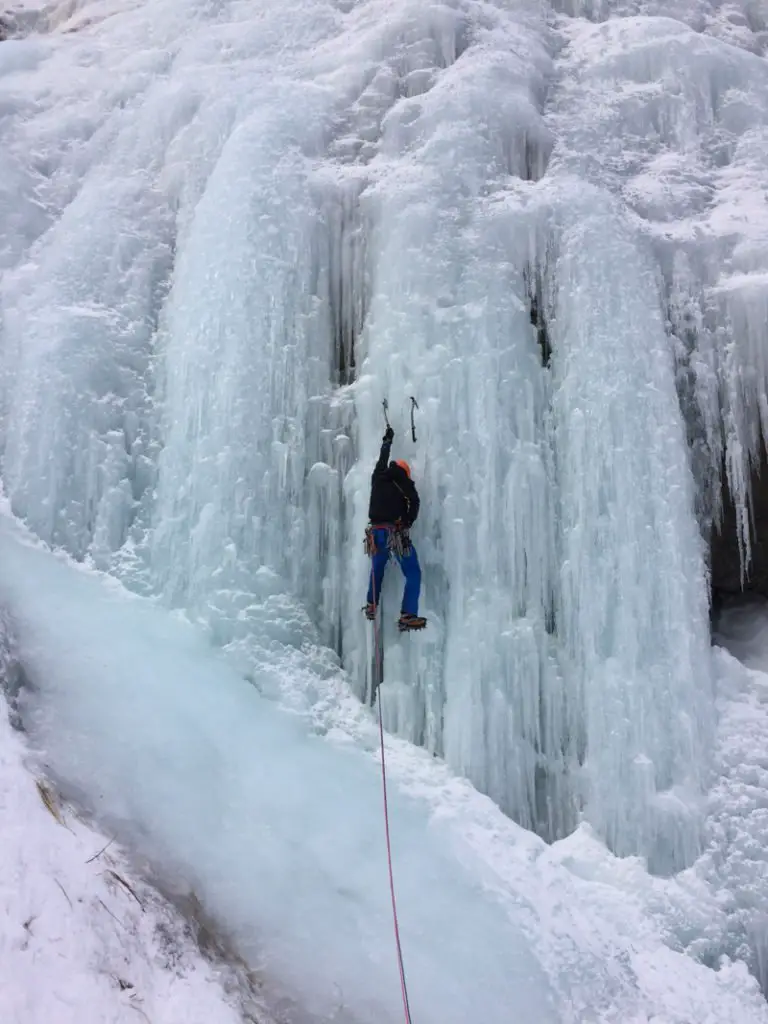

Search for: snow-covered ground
xmin=0 ymin=683 xmax=260 ymax=1024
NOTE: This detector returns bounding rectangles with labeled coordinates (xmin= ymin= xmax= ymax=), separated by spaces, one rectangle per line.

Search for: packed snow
xmin=0 ymin=678 xmax=256 ymax=1024
xmin=2 ymin=0 xmax=768 ymax=1018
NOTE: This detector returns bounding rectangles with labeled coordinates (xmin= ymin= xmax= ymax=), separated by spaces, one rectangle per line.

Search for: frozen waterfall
xmin=2 ymin=0 xmax=768 ymax=909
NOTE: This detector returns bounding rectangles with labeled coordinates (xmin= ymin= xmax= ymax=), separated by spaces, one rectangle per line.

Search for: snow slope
xmin=0 ymin=683 xmax=255 ymax=1024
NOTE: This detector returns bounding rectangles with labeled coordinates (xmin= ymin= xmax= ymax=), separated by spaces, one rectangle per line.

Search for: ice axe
xmin=410 ymin=396 xmax=418 ymax=443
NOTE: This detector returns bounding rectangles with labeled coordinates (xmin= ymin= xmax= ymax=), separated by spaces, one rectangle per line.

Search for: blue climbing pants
xmin=366 ymin=527 xmax=421 ymax=616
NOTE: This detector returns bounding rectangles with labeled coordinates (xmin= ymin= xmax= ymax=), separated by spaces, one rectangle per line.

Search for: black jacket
xmin=368 ymin=439 xmax=420 ymax=528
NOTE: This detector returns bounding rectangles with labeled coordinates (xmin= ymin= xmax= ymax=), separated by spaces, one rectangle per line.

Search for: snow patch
xmin=0 ymin=687 xmax=257 ymax=1024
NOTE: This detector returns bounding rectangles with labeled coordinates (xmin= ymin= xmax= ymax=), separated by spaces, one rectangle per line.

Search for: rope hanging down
xmin=370 ymin=561 xmax=414 ymax=1024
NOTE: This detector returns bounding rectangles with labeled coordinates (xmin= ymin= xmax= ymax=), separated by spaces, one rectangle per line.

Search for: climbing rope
xmin=370 ymin=560 xmax=414 ymax=1024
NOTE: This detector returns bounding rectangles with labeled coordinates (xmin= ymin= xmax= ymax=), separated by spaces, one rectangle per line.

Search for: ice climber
xmin=364 ymin=425 xmax=427 ymax=631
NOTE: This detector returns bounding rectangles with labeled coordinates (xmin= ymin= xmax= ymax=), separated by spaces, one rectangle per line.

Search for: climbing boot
xmin=398 ymin=613 xmax=427 ymax=632
xmin=364 ymin=602 xmax=377 ymax=621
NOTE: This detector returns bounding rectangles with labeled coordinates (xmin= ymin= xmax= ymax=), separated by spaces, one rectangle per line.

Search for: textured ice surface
xmin=548 ymin=4 xmax=768 ymax=552
xmin=1 ymin=0 xmax=753 ymax=875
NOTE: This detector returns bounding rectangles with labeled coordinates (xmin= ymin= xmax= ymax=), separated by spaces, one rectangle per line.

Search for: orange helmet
xmin=393 ymin=459 xmax=411 ymax=479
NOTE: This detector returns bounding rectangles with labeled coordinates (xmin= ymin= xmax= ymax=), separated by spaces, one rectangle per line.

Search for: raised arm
xmin=372 ymin=427 xmax=394 ymax=478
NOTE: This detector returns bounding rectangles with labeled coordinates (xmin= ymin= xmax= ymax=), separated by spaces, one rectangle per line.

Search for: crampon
xmin=398 ymin=614 xmax=426 ymax=632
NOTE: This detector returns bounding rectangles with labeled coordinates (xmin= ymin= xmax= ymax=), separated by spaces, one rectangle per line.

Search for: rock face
xmin=711 ymin=446 xmax=768 ymax=601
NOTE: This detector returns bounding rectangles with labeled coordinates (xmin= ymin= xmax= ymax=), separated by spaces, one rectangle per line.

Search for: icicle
xmin=547 ymin=197 xmax=713 ymax=871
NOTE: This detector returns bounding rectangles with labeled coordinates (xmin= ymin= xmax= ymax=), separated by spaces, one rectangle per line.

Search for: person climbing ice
xmin=364 ymin=425 xmax=427 ymax=632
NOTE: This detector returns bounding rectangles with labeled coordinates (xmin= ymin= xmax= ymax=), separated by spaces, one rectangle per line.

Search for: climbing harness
xmin=369 ymin=561 xmax=414 ymax=1024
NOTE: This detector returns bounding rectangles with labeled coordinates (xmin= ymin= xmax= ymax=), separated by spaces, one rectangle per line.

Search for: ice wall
xmin=545 ymin=198 xmax=712 ymax=866
xmin=1 ymin=0 xmax=759 ymax=872
xmin=548 ymin=7 xmax=768 ymax=555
